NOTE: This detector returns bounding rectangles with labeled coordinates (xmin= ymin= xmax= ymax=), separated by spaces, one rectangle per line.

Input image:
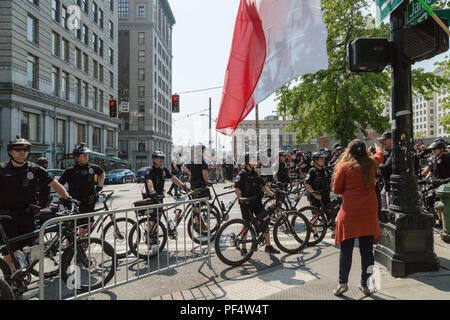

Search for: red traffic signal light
xmin=172 ymin=96 xmax=178 ymax=102
xmin=171 ymin=94 xmax=180 ymax=113
xmin=109 ymin=99 xmax=118 ymax=118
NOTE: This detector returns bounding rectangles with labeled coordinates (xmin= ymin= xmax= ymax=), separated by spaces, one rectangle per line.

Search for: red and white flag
xmin=216 ymin=0 xmax=329 ymax=136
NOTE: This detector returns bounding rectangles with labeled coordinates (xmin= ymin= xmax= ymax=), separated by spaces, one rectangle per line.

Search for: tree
xmin=275 ymin=0 xmax=450 ymax=146
xmin=434 ymin=57 xmax=450 ymax=134
xmin=414 ymin=131 xmax=426 ymax=140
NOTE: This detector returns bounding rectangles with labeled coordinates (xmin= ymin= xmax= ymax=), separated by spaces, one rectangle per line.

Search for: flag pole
xmin=256 ymin=104 xmax=259 ymax=151
xmin=417 ymin=0 xmax=450 ymax=36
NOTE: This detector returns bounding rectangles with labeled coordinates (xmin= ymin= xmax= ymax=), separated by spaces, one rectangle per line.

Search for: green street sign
xmin=407 ymin=0 xmax=438 ymax=24
xmin=376 ymin=0 xmax=404 ymax=26
xmin=408 ymin=9 xmax=450 ymax=25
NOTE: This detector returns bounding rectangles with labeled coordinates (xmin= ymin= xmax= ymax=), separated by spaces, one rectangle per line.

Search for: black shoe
xmin=313 ymin=233 xmax=319 ymax=239
xmin=240 ymin=248 xmax=248 ymax=256
xmin=265 ymin=245 xmax=280 ymax=254
xmin=167 ymin=192 xmax=173 ymax=196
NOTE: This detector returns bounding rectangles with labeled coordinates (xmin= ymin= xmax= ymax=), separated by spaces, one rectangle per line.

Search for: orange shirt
xmin=332 ymin=152 xmax=384 ymax=244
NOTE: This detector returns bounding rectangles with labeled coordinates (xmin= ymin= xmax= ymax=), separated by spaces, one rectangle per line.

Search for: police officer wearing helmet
xmin=305 ymin=152 xmax=332 ymax=238
xmin=35 ymin=157 xmax=52 ymax=208
xmin=58 ymin=143 xmax=105 ymax=237
xmin=234 ymin=152 xmax=280 ymax=255
xmin=274 ymin=151 xmax=290 ymax=185
xmin=0 ymin=136 xmax=70 ymax=273
xmin=184 ymin=145 xmax=210 ymax=199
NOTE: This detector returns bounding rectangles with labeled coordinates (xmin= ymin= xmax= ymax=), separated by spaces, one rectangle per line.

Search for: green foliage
xmin=435 ymin=57 xmax=450 ymax=133
xmin=275 ymin=0 xmax=449 ymax=146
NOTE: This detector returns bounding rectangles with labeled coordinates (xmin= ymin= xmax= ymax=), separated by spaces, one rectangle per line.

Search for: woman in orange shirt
xmin=332 ymin=129 xmax=384 ymax=297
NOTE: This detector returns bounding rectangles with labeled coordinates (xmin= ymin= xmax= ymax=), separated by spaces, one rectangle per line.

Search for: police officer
xmin=274 ymin=151 xmax=290 ymax=185
xmin=184 ymin=145 xmax=210 ymax=199
xmin=35 ymin=157 xmax=51 ymax=208
xmin=259 ymin=148 xmax=274 ymax=185
xmin=378 ymin=131 xmax=393 ymax=210
xmin=58 ymin=143 xmax=105 ymax=237
xmin=305 ymin=152 xmax=332 ymax=239
xmin=235 ymin=152 xmax=279 ymax=255
xmin=0 ymin=136 xmax=70 ymax=274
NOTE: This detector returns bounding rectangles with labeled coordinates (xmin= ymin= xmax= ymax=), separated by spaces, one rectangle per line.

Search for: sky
xmin=168 ymin=0 xmax=448 ymax=152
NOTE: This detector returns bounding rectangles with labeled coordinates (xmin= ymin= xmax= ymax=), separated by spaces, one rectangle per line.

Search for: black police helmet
xmin=312 ymin=152 xmax=326 ymax=162
xmin=279 ymin=151 xmax=287 ymax=157
xmin=7 ymin=136 xmax=32 ymax=151
xmin=73 ymin=143 xmax=91 ymax=156
xmin=152 ymin=149 xmax=166 ymax=159
xmin=35 ymin=157 xmax=48 ymax=166
xmin=429 ymin=139 xmax=446 ymax=151
xmin=332 ymin=143 xmax=340 ymax=149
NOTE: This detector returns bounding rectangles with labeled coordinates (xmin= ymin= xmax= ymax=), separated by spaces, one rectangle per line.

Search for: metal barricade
xmin=38 ymin=197 xmax=217 ymax=300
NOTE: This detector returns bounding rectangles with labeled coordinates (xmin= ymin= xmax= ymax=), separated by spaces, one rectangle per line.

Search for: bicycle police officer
xmin=235 ymin=152 xmax=280 ymax=255
xmin=0 ymin=136 xmax=70 ymax=273
xmin=274 ymin=151 xmax=290 ymax=185
xmin=58 ymin=143 xmax=105 ymax=237
xmin=35 ymin=157 xmax=51 ymax=209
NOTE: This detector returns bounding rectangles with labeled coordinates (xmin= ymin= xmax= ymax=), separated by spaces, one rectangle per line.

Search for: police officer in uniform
xmin=274 ymin=151 xmax=290 ymax=185
xmin=58 ymin=143 xmax=105 ymax=237
xmin=184 ymin=145 xmax=210 ymax=199
xmin=35 ymin=157 xmax=52 ymax=209
xmin=0 ymin=136 xmax=70 ymax=274
xmin=305 ymin=152 xmax=332 ymax=239
xmin=235 ymin=153 xmax=280 ymax=255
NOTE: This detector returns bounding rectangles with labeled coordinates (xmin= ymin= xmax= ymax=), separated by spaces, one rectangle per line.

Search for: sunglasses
xmin=13 ymin=148 xmax=29 ymax=152
xmin=154 ymin=156 xmax=164 ymax=160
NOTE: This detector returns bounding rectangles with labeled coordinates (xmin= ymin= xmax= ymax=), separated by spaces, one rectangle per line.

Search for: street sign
xmin=407 ymin=0 xmax=438 ymax=24
xmin=408 ymin=9 xmax=450 ymax=26
xmin=376 ymin=0 xmax=404 ymax=26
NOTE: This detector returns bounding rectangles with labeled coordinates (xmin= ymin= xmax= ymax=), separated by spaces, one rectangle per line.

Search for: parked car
xmin=135 ymin=167 xmax=149 ymax=183
xmin=105 ymin=169 xmax=136 ymax=184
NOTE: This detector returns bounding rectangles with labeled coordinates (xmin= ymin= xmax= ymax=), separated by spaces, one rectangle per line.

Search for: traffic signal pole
xmin=374 ymin=0 xmax=440 ymax=277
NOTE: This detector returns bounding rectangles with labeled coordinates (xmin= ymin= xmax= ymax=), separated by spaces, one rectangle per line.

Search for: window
xmin=109 ymin=71 xmax=114 ymax=88
xmin=137 ymin=5 xmax=145 ymax=17
xmin=109 ymin=0 xmax=113 ymax=11
xmin=107 ymin=131 xmax=114 ymax=147
xmin=62 ymin=38 xmax=69 ymax=62
xmin=109 ymin=48 xmax=113 ymax=64
xmin=98 ymin=38 xmax=104 ymax=57
xmin=92 ymin=2 xmax=98 ymax=23
xmin=82 ymin=0 xmax=88 ymax=14
xmin=75 ymin=25 xmax=81 ymax=40
xmin=138 ymin=117 xmax=145 ymax=131
xmin=52 ymin=0 xmax=60 ymax=22
xmin=138 ymin=102 xmax=145 ymax=113
xmin=118 ymin=0 xmax=128 ymax=17
xmin=431 ymin=130 xmax=434 ymax=135
xmin=93 ymin=60 xmax=98 ymax=79
xmin=75 ymin=123 xmax=86 ymax=144
xmin=27 ymin=15 xmax=38 ymax=44
xmin=74 ymin=77 xmax=81 ymax=104
xmin=51 ymin=66 xmax=59 ymax=96
xmin=99 ymin=9 xmax=103 ymax=28
xmin=61 ymin=71 xmax=69 ymax=100
xmin=83 ymin=53 xmax=89 ymax=73
xmin=75 ymin=47 xmax=81 ymax=69
xmin=138 ymin=68 xmax=145 ymax=80
xmin=93 ymin=86 xmax=98 ymax=110
xmin=21 ymin=112 xmax=39 ymax=142
xmin=92 ymin=33 xmax=98 ymax=53
xmin=93 ymin=127 xmax=101 ymax=147
xmin=27 ymin=55 xmax=37 ymax=89
xmin=138 ymin=50 xmax=145 ymax=62
xmin=99 ymin=64 xmax=103 ymax=82
xmin=99 ymin=89 xmax=104 ymax=112
xmin=138 ymin=32 xmax=145 ymax=45
xmin=83 ymin=24 xmax=89 ymax=45
xmin=52 ymin=32 xmax=60 ymax=57
xmin=57 ymin=119 xmax=65 ymax=144
xmin=109 ymin=20 xmax=114 ymax=39
xmin=83 ymin=81 xmax=89 ymax=107
xmin=61 ymin=6 xmax=67 ymax=28
xmin=138 ymin=86 xmax=145 ymax=98
xmin=28 ymin=0 xmax=38 ymax=5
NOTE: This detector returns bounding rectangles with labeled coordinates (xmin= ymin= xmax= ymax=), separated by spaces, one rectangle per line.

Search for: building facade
xmin=0 ymin=0 xmax=120 ymax=167
xmin=117 ymin=0 xmax=175 ymax=169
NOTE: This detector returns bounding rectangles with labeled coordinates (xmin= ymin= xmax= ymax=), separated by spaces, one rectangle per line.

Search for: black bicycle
xmin=208 ymin=182 xmax=237 ymax=223
xmin=128 ymin=188 xmax=221 ymax=260
xmin=214 ymin=192 xmax=311 ymax=267
xmin=418 ymin=177 xmax=450 ymax=228
xmin=0 ymin=201 xmax=116 ymax=296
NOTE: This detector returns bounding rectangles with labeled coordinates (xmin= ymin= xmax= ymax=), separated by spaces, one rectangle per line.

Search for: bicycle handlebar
xmin=224 ymin=184 xmax=234 ymax=190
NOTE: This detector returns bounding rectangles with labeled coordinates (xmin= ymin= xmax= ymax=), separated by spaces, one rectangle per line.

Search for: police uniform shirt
xmin=187 ymin=159 xmax=208 ymax=189
xmin=234 ymin=167 xmax=265 ymax=199
xmin=431 ymin=153 xmax=450 ymax=179
xmin=305 ymin=166 xmax=331 ymax=194
xmin=0 ymin=161 xmax=54 ymax=210
xmin=144 ymin=165 xmax=172 ymax=196
xmin=59 ymin=163 xmax=104 ymax=201
xmin=276 ymin=161 xmax=290 ymax=183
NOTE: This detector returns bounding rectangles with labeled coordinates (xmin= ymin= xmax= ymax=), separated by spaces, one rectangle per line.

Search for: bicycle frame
xmin=209 ymin=184 xmax=237 ymax=219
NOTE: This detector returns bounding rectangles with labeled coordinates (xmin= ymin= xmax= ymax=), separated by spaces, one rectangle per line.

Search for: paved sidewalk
xmin=151 ymin=234 xmax=450 ymax=300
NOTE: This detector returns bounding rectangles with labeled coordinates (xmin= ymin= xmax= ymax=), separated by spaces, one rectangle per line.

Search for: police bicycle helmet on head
xmin=152 ymin=149 xmax=165 ymax=159
xmin=35 ymin=157 xmax=48 ymax=166
xmin=429 ymin=139 xmax=446 ymax=151
xmin=312 ymin=152 xmax=326 ymax=162
xmin=332 ymin=143 xmax=340 ymax=149
xmin=73 ymin=143 xmax=91 ymax=156
xmin=7 ymin=136 xmax=32 ymax=151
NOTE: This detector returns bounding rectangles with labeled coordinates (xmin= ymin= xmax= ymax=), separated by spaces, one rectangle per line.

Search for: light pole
xmin=200 ymin=113 xmax=218 ymax=159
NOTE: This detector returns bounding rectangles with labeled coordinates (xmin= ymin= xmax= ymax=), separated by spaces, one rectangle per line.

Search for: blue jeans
xmin=339 ymin=236 xmax=375 ymax=286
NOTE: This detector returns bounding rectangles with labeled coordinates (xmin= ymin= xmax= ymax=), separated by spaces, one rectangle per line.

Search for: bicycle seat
xmin=0 ymin=215 xmax=12 ymax=222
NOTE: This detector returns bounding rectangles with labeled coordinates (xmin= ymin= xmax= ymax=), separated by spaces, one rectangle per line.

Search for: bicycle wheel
xmin=128 ymin=217 xmax=167 ymax=260
xmin=102 ymin=217 xmax=135 ymax=259
xmin=187 ymin=203 xmax=221 ymax=245
xmin=30 ymin=228 xmax=63 ymax=278
xmin=214 ymin=219 xmax=256 ymax=267
xmin=297 ymin=206 xmax=328 ymax=246
xmin=273 ymin=211 xmax=311 ymax=254
xmin=61 ymin=237 xmax=116 ymax=292
xmin=263 ymin=198 xmax=290 ymax=226
xmin=0 ymin=279 xmax=14 ymax=300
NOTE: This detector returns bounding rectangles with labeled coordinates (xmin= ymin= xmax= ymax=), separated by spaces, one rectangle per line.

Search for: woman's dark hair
xmin=333 ymin=139 xmax=377 ymax=191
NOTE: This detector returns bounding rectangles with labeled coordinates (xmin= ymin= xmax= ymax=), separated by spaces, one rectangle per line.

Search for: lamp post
xmin=200 ymin=113 xmax=218 ymax=159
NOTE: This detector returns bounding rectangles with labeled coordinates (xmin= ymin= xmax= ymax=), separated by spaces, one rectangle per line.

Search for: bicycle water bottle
xmin=175 ymin=209 xmax=182 ymax=223
xmin=17 ymin=250 xmax=27 ymax=269
xmin=168 ymin=219 xmax=175 ymax=231
xmin=226 ymin=201 xmax=233 ymax=211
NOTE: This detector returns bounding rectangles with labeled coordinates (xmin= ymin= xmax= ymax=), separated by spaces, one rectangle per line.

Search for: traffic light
xmin=109 ymin=99 xmax=118 ymax=118
xmin=171 ymin=94 xmax=180 ymax=113
xmin=348 ymin=38 xmax=391 ymax=73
